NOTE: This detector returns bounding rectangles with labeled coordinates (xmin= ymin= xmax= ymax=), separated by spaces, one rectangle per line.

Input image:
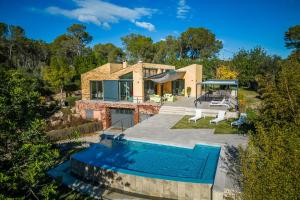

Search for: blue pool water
xmin=71 ymin=140 xmax=220 ymax=184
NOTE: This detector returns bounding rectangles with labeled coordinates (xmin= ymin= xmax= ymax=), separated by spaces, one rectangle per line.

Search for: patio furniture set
xmin=149 ymin=93 xmax=176 ymax=103
xmin=189 ymin=97 xmax=247 ymax=127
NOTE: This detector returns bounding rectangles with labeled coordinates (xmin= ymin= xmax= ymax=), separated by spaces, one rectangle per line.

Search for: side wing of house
xmin=176 ymin=64 xmax=202 ymax=97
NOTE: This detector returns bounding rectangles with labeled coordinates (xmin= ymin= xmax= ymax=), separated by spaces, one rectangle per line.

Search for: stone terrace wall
xmin=71 ymin=158 xmax=212 ymax=200
xmin=75 ymin=100 xmax=160 ymax=129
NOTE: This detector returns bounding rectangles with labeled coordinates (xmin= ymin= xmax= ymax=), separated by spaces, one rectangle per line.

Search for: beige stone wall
xmin=81 ymin=63 xmax=114 ymax=100
xmin=71 ymin=158 xmax=212 ymax=200
xmin=132 ymin=63 xmax=144 ymax=100
xmin=109 ymin=63 xmax=123 ymax=73
xmin=177 ymin=64 xmax=202 ymax=97
xmin=80 ymin=61 xmax=200 ymax=101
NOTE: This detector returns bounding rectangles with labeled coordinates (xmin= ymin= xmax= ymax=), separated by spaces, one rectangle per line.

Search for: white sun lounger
xmin=210 ymin=111 xmax=226 ymax=124
xmin=231 ymin=113 xmax=247 ymax=128
xmin=209 ymin=98 xmax=230 ymax=108
xmin=189 ymin=109 xmax=203 ymax=123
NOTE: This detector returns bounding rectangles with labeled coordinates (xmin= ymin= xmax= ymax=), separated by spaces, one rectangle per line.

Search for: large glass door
xmin=119 ymin=80 xmax=133 ymax=101
xmin=172 ymin=79 xmax=185 ymax=96
xmin=144 ymin=80 xmax=156 ymax=100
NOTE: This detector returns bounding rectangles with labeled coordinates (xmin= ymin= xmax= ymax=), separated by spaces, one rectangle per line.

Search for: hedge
xmin=47 ymin=121 xmax=102 ymax=141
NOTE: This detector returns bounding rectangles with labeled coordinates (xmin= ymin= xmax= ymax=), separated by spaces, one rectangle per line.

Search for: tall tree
xmin=284 ymin=25 xmax=300 ymax=50
xmin=121 ymin=34 xmax=154 ymax=63
xmin=73 ymin=50 xmax=98 ymax=75
xmin=67 ymin=24 xmax=92 ymax=56
xmin=0 ymin=22 xmax=50 ymax=71
xmin=231 ymin=47 xmax=278 ymax=89
xmin=153 ymin=36 xmax=180 ymax=64
xmin=93 ymin=43 xmax=124 ymax=65
xmin=285 ymin=25 xmax=300 ymax=62
xmin=43 ymin=56 xmax=75 ymax=105
xmin=180 ymin=27 xmax=223 ymax=59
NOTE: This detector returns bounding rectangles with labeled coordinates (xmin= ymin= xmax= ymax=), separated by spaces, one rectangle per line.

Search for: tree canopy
xmin=122 ymin=34 xmax=154 ymax=63
xmin=0 ymin=70 xmax=59 ymax=199
xmin=240 ymin=59 xmax=300 ymax=200
xmin=180 ymin=27 xmax=223 ymax=59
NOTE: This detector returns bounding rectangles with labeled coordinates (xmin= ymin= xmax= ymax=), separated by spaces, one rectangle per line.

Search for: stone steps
xmin=159 ymin=106 xmax=195 ymax=115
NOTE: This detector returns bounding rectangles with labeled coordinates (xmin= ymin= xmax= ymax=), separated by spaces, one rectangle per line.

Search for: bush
xmin=66 ymin=96 xmax=81 ymax=107
xmin=47 ymin=122 xmax=102 ymax=141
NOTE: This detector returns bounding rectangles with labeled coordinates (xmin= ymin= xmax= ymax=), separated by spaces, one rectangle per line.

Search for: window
xmin=85 ymin=109 xmax=94 ymax=119
xmin=172 ymin=79 xmax=185 ymax=96
xmin=119 ymin=72 xmax=133 ymax=79
xmin=90 ymin=81 xmax=103 ymax=100
xmin=143 ymin=68 xmax=158 ymax=77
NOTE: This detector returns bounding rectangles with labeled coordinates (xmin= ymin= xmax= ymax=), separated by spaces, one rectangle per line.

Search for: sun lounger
xmin=189 ymin=109 xmax=203 ymax=123
xmin=210 ymin=111 xmax=226 ymax=124
xmin=231 ymin=113 xmax=247 ymax=128
xmin=209 ymin=98 xmax=230 ymax=108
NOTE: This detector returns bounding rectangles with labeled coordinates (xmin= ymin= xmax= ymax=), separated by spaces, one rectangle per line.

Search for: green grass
xmin=238 ymin=87 xmax=261 ymax=110
xmin=171 ymin=116 xmax=239 ymax=134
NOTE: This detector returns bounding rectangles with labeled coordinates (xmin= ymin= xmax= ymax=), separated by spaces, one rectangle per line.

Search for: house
xmin=76 ymin=61 xmax=202 ymax=129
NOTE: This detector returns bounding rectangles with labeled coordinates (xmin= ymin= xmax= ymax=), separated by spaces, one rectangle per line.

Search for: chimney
xmin=122 ymin=60 xmax=127 ymax=68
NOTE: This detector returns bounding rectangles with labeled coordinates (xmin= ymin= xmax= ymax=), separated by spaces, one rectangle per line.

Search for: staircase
xmin=159 ymin=106 xmax=195 ymax=115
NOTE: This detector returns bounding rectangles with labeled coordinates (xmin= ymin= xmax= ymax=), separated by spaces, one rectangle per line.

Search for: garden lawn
xmin=239 ymin=87 xmax=261 ymax=110
xmin=172 ymin=116 xmax=239 ymax=134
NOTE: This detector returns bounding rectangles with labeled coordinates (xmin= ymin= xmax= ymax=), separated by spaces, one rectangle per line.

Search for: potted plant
xmin=187 ymin=87 xmax=191 ymax=97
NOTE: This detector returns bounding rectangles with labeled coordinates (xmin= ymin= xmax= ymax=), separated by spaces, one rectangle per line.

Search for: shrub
xmin=47 ymin=122 xmax=102 ymax=141
xmin=187 ymin=87 xmax=191 ymax=97
xmin=66 ymin=96 xmax=81 ymax=107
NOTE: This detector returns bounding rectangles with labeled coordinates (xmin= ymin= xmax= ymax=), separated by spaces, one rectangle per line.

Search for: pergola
xmin=195 ymin=79 xmax=239 ymax=109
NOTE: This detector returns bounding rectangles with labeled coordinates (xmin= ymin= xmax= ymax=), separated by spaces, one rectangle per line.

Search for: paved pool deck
xmin=55 ymin=113 xmax=247 ymax=199
xmin=122 ymin=113 xmax=247 ymax=200
xmin=124 ymin=114 xmax=247 ymax=148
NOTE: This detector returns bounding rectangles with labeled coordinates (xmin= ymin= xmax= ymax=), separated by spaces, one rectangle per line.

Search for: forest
xmin=0 ymin=21 xmax=299 ymax=199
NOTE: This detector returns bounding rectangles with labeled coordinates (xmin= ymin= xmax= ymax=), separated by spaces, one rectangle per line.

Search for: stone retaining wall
xmin=71 ymin=158 xmax=212 ymax=200
xmin=76 ymin=100 xmax=160 ymax=129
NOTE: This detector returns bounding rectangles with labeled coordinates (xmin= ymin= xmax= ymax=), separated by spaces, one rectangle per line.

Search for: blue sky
xmin=0 ymin=0 xmax=299 ymax=59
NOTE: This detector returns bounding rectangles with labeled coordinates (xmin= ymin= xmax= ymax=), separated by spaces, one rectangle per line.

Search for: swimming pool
xmin=71 ymin=139 xmax=220 ymax=184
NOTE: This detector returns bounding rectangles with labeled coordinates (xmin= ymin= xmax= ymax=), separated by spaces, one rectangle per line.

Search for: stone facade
xmin=71 ymin=158 xmax=212 ymax=200
xmin=75 ymin=100 xmax=160 ymax=129
xmin=81 ymin=62 xmax=177 ymax=101
xmin=81 ymin=61 xmax=202 ymax=101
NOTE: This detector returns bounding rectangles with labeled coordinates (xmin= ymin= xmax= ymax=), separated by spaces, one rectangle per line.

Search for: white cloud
xmin=46 ymin=0 xmax=156 ymax=31
xmin=177 ymin=0 xmax=190 ymax=19
xmin=133 ymin=21 xmax=155 ymax=32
